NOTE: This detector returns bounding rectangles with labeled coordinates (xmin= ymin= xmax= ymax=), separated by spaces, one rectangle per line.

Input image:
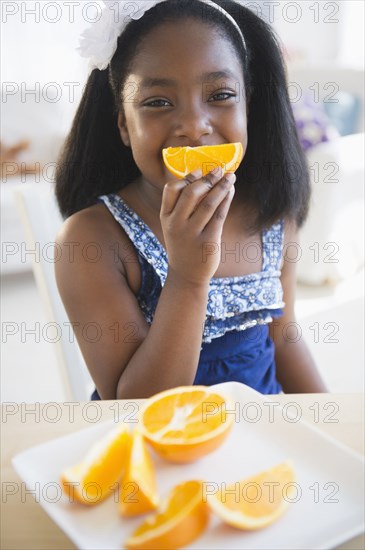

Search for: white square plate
xmin=12 ymin=382 xmax=365 ymax=549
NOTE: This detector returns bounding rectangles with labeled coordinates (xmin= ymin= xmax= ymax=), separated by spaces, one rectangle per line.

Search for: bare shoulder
xmin=55 ymin=204 xmax=141 ymax=292
xmin=279 ymin=218 xmax=299 ymax=311
xmin=56 ymin=204 xmax=126 ymax=262
xmin=281 ymin=218 xmax=300 ymax=264
xmin=282 ymin=217 xmax=298 ymax=244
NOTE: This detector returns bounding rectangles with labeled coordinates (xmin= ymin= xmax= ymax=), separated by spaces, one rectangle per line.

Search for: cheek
xmin=229 ymin=108 xmax=247 ymax=148
xmin=127 ymin=115 xmax=162 ymax=153
xmin=124 ymin=112 xmax=166 ymax=179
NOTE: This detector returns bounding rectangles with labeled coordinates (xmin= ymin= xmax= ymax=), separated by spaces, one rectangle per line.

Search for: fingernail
xmin=210 ymin=165 xmax=223 ymax=177
xmin=190 ymin=168 xmax=203 ymax=178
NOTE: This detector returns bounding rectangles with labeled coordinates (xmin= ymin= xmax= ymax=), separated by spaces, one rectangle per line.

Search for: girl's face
xmin=118 ymin=18 xmax=247 ymax=190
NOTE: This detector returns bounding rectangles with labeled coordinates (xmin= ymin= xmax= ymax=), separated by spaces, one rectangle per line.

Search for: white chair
xmin=14 ymin=183 xmax=94 ymax=401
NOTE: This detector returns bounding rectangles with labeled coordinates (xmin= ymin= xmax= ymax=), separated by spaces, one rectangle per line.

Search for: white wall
xmin=1 ymin=1 xmax=93 ymax=163
xmin=243 ymin=0 xmax=365 ymax=68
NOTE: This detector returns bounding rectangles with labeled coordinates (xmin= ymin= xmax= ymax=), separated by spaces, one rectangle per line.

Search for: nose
xmin=173 ymin=101 xmax=213 ymax=145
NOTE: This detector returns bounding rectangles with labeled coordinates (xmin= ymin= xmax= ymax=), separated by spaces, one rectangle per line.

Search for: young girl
xmin=55 ymin=0 xmax=327 ymax=399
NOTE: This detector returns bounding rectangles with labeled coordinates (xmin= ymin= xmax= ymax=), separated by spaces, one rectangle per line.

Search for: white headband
xmin=78 ymin=0 xmax=246 ymax=71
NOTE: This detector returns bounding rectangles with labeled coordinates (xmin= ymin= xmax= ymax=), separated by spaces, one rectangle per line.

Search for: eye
xmin=143 ymin=98 xmax=171 ymax=107
xmin=208 ymin=91 xmax=236 ymax=102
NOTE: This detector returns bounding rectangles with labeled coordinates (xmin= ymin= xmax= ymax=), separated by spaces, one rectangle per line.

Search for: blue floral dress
xmin=91 ymin=193 xmax=285 ymax=398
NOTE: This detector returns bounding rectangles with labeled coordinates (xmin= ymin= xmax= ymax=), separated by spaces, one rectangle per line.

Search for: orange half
xmin=162 ymin=142 xmax=243 ymax=178
xmin=139 ymin=386 xmax=234 ymax=463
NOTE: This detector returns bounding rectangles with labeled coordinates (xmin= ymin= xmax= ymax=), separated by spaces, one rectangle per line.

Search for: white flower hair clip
xmin=78 ymin=0 xmax=246 ymax=71
xmin=78 ymin=0 xmax=168 ymax=70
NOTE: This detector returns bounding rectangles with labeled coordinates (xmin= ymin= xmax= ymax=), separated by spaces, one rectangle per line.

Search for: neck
xmin=134 ymin=176 xmax=164 ymax=216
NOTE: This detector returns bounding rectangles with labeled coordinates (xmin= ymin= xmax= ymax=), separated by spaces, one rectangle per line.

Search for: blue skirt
xmin=90 ymin=325 xmax=281 ymax=400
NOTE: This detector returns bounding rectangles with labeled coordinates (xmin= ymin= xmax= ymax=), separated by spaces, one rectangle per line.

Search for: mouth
xmin=163 ymin=142 xmax=219 ymax=149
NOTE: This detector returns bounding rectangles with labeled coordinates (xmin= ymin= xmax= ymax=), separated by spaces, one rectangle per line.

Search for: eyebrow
xmin=139 ymin=69 xmax=239 ymax=89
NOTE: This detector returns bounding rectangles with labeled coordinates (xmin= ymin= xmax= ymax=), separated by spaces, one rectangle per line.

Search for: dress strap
xmin=97 ymin=194 xmax=168 ymax=285
xmin=261 ymin=220 xmax=284 ymax=271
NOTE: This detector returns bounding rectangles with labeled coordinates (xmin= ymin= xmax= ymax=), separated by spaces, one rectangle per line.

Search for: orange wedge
xmin=162 ymin=142 xmax=243 ymax=178
xmin=119 ymin=429 xmax=159 ymax=516
xmin=139 ymin=386 xmax=234 ymax=463
xmin=124 ymin=480 xmax=209 ymax=549
xmin=207 ymin=461 xmax=296 ymax=530
xmin=61 ymin=424 xmax=130 ymax=505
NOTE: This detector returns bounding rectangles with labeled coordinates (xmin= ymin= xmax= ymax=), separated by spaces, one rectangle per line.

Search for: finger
xmin=202 ymin=185 xmax=235 ymax=234
xmin=160 ymin=169 xmax=202 ymax=217
xmin=190 ymin=173 xmax=236 ymax=229
xmin=172 ymin=166 xmax=225 ymax=220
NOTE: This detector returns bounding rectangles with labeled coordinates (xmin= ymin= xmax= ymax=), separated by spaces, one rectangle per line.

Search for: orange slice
xmin=119 ymin=429 xmax=159 ymax=516
xmin=124 ymin=480 xmax=209 ymax=549
xmin=139 ymin=386 xmax=234 ymax=463
xmin=207 ymin=461 xmax=296 ymax=530
xmin=162 ymin=142 xmax=243 ymax=178
xmin=61 ymin=424 xmax=130 ymax=505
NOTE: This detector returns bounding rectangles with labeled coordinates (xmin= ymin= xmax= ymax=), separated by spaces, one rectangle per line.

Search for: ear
xmin=117 ymin=110 xmax=131 ymax=147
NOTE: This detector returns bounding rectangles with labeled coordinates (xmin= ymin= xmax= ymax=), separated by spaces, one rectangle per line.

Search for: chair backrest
xmin=14 ymin=183 xmax=94 ymax=401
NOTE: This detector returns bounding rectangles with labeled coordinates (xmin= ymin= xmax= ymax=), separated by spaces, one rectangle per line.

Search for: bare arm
xmin=269 ymin=222 xmax=328 ymax=393
xmin=118 ymin=274 xmax=209 ymax=398
xmin=55 ymin=169 xmax=235 ymax=399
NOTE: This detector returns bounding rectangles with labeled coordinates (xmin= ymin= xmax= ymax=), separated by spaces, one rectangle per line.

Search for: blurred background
xmin=1 ymin=0 xmax=364 ymax=401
